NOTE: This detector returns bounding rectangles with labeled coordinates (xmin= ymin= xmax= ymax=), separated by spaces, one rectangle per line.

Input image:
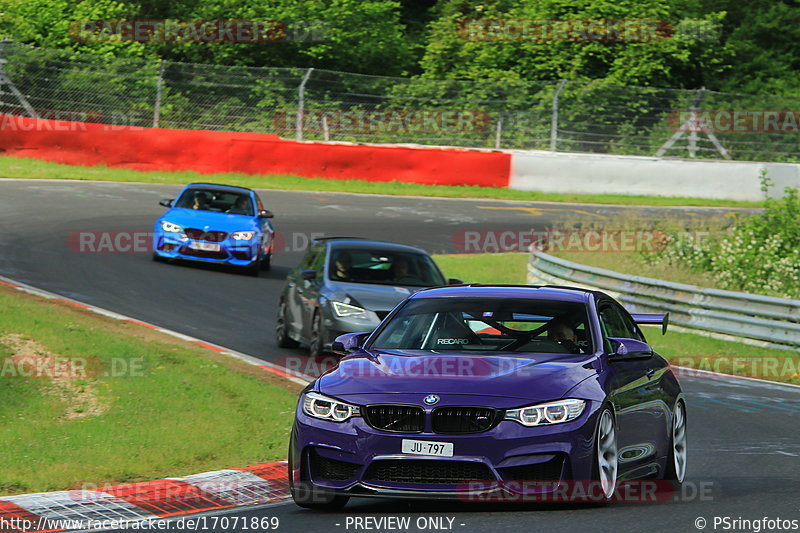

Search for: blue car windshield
xmin=369 ymin=297 xmax=593 ymax=354
xmin=175 ymin=189 xmax=254 ymax=216
xmin=328 ymin=250 xmax=445 ymax=287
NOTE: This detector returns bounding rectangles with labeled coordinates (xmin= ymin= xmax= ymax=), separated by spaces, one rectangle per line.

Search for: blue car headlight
xmin=302 ymin=392 xmax=361 ymax=422
xmin=232 ymin=231 xmax=257 ymax=241
xmin=161 ymin=221 xmax=182 ymax=233
xmin=505 ymin=399 xmax=585 ymax=426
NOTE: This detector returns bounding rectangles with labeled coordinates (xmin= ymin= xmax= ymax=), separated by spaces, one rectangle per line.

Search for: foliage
xmin=651 ymin=171 xmax=800 ymax=297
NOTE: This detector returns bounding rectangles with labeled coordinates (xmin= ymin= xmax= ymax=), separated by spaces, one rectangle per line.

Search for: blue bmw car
xmin=152 ymin=183 xmax=275 ymax=276
xmin=289 ymin=285 xmax=686 ymax=509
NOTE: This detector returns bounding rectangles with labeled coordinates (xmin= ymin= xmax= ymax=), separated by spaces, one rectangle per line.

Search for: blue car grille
xmin=364 ymin=405 xmax=425 ymax=433
xmin=184 ymin=228 xmax=228 ymax=242
xmin=178 ymin=246 xmax=228 ymax=260
xmin=431 ymin=407 xmax=502 ymax=434
xmin=364 ymin=460 xmax=495 ymax=485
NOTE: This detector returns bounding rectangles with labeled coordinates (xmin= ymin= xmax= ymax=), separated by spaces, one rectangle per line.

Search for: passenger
xmin=390 ymin=257 xmax=416 ymax=283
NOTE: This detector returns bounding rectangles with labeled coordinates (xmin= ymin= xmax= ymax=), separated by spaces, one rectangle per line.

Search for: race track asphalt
xmin=1 ymin=179 xmax=794 ymax=533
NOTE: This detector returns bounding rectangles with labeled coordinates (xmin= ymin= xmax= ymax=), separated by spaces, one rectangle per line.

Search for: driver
xmin=191 ymin=192 xmax=209 ymax=210
xmin=547 ymin=318 xmax=581 ymax=354
xmin=333 ymin=252 xmax=353 ymax=281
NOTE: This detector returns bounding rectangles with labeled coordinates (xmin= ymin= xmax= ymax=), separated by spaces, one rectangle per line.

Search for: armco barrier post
xmin=153 ymin=59 xmax=165 ymax=128
xmin=296 ymin=67 xmax=314 ymax=141
xmin=550 ymin=80 xmax=566 ymax=152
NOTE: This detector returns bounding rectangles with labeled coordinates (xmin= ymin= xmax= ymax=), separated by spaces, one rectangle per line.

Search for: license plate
xmin=189 ymin=242 xmax=221 ymax=252
xmin=401 ymin=439 xmax=454 ymax=457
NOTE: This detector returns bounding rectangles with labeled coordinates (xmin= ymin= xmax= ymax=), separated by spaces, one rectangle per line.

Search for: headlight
xmin=232 ymin=231 xmax=257 ymax=240
xmin=505 ymin=399 xmax=585 ymax=427
xmin=302 ymin=392 xmax=360 ymax=422
xmin=332 ymin=301 xmax=369 ymax=319
xmin=160 ymin=221 xmax=182 ymax=233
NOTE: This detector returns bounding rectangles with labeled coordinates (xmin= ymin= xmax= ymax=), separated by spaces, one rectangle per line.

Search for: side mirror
xmin=608 ymin=337 xmax=653 ymax=359
xmin=331 ymin=332 xmax=370 ymax=357
xmin=159 ymin=198 xmax=174 ymax=208
xmin=300 ymin=269 xmax=317 ymax=281
xmin=259 ymin=209 xmax=275 ymax=219
xmin=448 ymin=278 xmax=464 ymax=285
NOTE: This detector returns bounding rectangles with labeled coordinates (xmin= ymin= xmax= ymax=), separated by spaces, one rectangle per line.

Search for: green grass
xmin=554 ymin=251 xmax=721 ymax=289
xmin=433 ymin=252 xmax=800 ymax=385
xmin=0 ymin=155 xmax=762 ymax=208
xmin=0 ymin=285 xmax=300 ymax=496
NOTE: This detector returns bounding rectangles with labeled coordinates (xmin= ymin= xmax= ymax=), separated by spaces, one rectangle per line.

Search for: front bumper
xmin=153 ymin=231 xmax=267 ymax=266
xmin=321 ymin=315 xmax=381 ymax=349
xmin=291 ymin=395 xmax=603 ymax=502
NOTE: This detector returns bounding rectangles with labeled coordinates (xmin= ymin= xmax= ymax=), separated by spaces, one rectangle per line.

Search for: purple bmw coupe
xmin=289 ymin=285 xmax=686 ymax=509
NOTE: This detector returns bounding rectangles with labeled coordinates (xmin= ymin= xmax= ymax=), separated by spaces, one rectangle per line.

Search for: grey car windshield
xmin=369 ymin=297 xmax=593 ymax=354
xmin=328 ymin=250 xmax=445 ymax=287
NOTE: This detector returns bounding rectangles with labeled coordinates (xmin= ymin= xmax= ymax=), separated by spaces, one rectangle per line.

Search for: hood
xmin=160 ymin=208 xmax=258 ymax=232
xmin=317 ymin=350 xmax=598 ymax=402
xmin=328 ymin=282 xmax=421 ymax=312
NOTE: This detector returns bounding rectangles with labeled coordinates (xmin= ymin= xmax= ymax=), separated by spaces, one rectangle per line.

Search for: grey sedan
xmin=276 ymin=238 xmax=460 ymax=356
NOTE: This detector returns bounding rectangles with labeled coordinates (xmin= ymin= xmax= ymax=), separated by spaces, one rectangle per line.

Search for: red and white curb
xmin=0 ymin=463 xmax=289 ymax=532
xmin=0 ymin=275 xmax=310 ymax=530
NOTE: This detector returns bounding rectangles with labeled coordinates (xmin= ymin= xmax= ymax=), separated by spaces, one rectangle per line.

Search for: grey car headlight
xmin=302 ymin=392 xmax=361 ymax=422
xmin=332 ymin=301 xmax=369 ymax=319
xmin=505 ymin=399 xmax=585 ymax=426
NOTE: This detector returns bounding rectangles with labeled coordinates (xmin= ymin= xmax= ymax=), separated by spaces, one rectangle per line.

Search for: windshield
xmin=369 ymin=297 xmax=593 ymax=354
xmin=328 ymin=249 xmax=445 ymax=287
xmin=175 ymin=189 xmax=254 ymax=216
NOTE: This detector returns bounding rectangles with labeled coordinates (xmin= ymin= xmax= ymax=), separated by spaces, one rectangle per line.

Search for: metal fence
xmin=3 ymin=40 xmax=800 ymax=162
xmin=527 ymin=250 xmax=800 ymax=351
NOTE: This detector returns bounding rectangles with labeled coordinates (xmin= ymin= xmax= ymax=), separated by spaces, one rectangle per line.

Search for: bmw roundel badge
xmin=423 ymin=394 xmax=440 ymax=405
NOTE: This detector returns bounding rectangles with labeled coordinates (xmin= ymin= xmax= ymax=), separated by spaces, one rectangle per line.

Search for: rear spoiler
xmin=631 ymin=313 xmax=669 ymax=335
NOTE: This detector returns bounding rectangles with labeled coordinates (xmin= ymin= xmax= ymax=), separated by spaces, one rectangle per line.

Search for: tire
xmin=260 ymin=252 xmax=271 ymax=271
xmin=308 ymin=311 xmax=325 ymax=357
xmin=276 ymin=300 xmax=299 ymax=348
xmin=592 ymin=408 xmax=618 ymax=502
xmin=663 ymin=400 xmax=687 ymax=488
xmin=289 ymin=440 xmax=349 ymax=511
xmin=245 ymin=257 xmax=261 ymax=277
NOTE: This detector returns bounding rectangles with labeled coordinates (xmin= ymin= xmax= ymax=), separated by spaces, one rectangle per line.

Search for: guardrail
xmin=527 ymin=250 xmax=800 ymax=350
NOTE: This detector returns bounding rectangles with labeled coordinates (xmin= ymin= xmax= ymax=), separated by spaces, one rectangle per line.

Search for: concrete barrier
xmin=509 ymin=150 xmax=800 ymax=201
xmin=0 ymin=115 xmax=511 ymax=188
